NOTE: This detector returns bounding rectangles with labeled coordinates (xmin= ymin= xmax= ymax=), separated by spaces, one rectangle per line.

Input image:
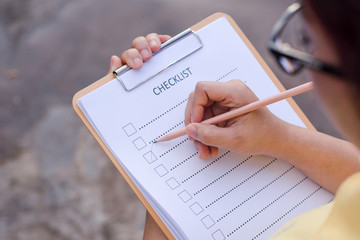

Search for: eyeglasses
xmin=267 ymin=2 xmax=344 ymax=77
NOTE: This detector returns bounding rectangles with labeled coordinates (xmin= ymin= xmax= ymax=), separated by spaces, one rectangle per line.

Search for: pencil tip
xmin=156 ymin=137 xmax=163 ymax=143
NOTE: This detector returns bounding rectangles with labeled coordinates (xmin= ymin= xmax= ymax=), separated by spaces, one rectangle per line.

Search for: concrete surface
xmin=0 ymin=0 xmax=341 ymax=239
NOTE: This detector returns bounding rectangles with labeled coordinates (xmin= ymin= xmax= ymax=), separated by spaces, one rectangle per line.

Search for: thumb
xmin=186 ymin=123 xmax=233 ymax=148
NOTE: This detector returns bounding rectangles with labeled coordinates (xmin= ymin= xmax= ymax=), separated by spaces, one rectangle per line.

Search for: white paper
xmin=78 ymin=17 xmax=333 ymax=240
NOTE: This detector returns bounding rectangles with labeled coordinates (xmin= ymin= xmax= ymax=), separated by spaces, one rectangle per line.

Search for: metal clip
xmin=113 ymin=29 xmax=203 ymax=92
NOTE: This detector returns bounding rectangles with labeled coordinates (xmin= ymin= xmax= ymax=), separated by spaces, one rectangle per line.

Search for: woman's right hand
xmin=185 ymin=80 xmax=288 ymax=159
xmin=107 ymin=33 xmax=171 ymax=73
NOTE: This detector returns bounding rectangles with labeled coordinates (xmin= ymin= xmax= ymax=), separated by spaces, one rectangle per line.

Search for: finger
xmin=188 ymin=123 xmax=217 ymax=159
xmin=146 ymin=33 xmax=171 ymax=53
xmin=185 ymin=92 xmax=195 ymax=141
xmin=107 ymin=55 xmax=123 ymax=74
xmin=209 ymin=146 xmax=219 ymax=158
xmin=132 ymin=36 xmax=152 ymax=61
xmin=186 ymin=123 xmax=235 ymax=149
xmin=191 ymin=81 xmax=219 ymax=123
xmin=146 ymin=33 xmax=162 ymax=53
xmin=194 ymin=140 xmax=210 ymax=159
xmin=121 ymin=48 xmax=143 ymax=69
xmin=191 ymin=80 xmax=251 ymax=123
xmin=185 ymin=92 xmax=194 ymax=126
xmin=159 ymin=34 xmax=171 ymax=43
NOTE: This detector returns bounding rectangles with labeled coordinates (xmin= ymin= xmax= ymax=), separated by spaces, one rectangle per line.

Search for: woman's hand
xmin=185 ymin=80 xmax=286 ymax=159
xmin=107 ymin=33 xmax=171 ymax=74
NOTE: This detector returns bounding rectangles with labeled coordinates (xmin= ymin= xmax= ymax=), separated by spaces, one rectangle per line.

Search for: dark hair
xmin=304 ymin=0 xmax=360 ymax=93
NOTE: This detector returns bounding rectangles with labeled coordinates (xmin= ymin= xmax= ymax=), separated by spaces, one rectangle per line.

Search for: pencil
xmin=156 ymin=81 xmax=313 ymax=142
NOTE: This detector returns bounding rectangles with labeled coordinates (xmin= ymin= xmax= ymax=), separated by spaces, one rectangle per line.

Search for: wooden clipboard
xmin=72 ymin=12 xmax=315 ymax=239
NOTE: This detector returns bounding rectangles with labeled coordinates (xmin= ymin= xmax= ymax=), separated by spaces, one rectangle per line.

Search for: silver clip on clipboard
xmin=113 ymin=29 xmax=203 ymax=92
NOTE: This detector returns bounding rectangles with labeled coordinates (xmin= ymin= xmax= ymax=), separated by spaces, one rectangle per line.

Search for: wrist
xmin=260 ymin=115 xmax=292 ymax=157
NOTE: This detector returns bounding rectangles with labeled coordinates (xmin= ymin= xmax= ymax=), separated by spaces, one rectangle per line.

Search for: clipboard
xmin=73 ymin=13 xmax=316 ymax=239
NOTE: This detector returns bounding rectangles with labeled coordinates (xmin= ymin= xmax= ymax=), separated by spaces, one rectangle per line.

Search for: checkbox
xmin=201 ymin=215 xmax=215 ymax=229
xmin=123 ymin=123 xmax=137 ymax=137
xmin=178 ymin=190 xmax=192 ymax=203
xmin=166 ymin=178 xmax=180 ymax=190
xmin=133 ymin=137 xmax=146 ymax=150
xmin=154 ymin=165 xmax=168 ymax=177
xmin=143 ymin=151 xmax=157 ymax=164
xmin=212 ymin=230 xmax=225 ymax=240
xmin=189 ymin=202 xmax=203 ymax=215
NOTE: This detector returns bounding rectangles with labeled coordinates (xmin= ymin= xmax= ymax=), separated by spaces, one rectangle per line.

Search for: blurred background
xmin=0 ymin=0 xmax=341 ymax=239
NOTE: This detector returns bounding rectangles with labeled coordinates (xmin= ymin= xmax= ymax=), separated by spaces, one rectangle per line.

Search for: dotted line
xmin=181 ymin=151 xmax=231 ymax=184
xmin=159 ymin=138 xmax=189 ymax=158
xmin=206 ymin=159 xmax=284 ymax=209
xmin=185 ymin=155 xmax=252 ymax=192
xmin=139 ymin=98 xmax=188 ymax=130
xmin=216 ymin=68 xmax=238 ymax=82
xmin=226 ymin=176 xmax=308 ymax=237
xmin=215 ymin=163 xmax=291 ymax=219
xmin=250 ymin=186 xmax=322 ymax=240
xmin=192 ymin=155 xmax=253 ymax=194
xmin=170 ymin=152 xmax=198 ymax=171
xmin=149 ymin=120 xmax=185 ymax=144
xmin=189 ymin=154 xmax=251 ymax=191
xmin=327 ymin=198 xmax=334 ymax=203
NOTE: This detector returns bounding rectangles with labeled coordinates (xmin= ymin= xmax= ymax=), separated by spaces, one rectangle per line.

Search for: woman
xmin=108 ymin=0 xmax=360 ymax=238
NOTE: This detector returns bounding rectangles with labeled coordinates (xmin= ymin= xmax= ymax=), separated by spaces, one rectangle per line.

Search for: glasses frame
xmin=267 ymin=2 xmax=344 ymax=77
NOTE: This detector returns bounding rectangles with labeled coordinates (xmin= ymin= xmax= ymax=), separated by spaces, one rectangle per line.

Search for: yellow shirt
xmin=270 ymin=172 xmax=360 ymax=239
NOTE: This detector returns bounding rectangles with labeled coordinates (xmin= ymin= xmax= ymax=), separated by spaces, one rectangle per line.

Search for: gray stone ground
xmin=0 ymin=0 xmax=341 ymax=239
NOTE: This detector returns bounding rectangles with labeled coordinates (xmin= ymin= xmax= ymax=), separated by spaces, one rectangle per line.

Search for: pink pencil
xmin=156 ymin=82 xmax=313 ymax=142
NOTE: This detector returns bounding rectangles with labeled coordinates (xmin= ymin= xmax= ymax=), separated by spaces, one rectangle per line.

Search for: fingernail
xmin=150 ymin=40 xmax=157 ymax=48
xmin=186 ymin=125 xmax=196 ymax=139
xmin=133 ymin=57 xmax=142 ymax=68
xmin=140 ymin=49 xmax=150 ymax=59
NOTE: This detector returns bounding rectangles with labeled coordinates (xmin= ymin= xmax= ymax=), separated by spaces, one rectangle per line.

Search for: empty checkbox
xmin=166 ymin=178 xmax=180 ymax=190
xmin=189 ymin=202 xmax=203 ymax=215
xmin=212 ymin=230 xmax=225 ymax=240
xmin=133 ymin=137 xmax=146 ymax=150
xmin=201 ymin=215 xmax=215 ymax=229
xmin=178 ymin=190 xmax=192 ymax=203
xmin=123 ymin=123 xmax=137 ymax=137
xmin=154 ymin=165 xmax=168 ymax=177
xmin=143 ymin=151 xmax=157 ymax=164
